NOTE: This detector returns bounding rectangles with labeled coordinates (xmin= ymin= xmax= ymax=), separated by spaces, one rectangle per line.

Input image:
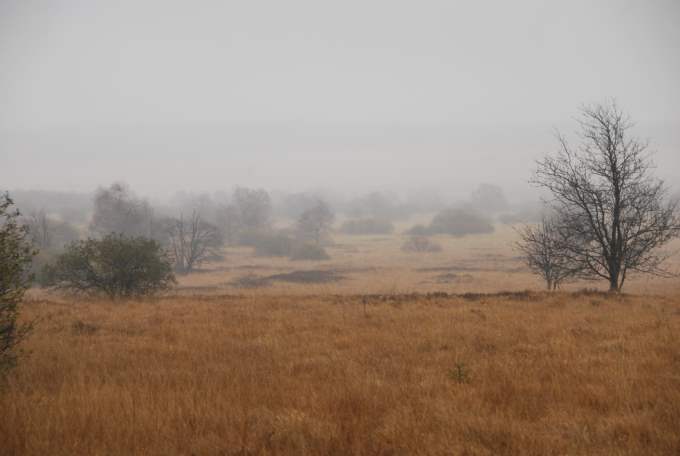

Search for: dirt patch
xmin=417 ymin=264 xmax=525 ymax=274
xmin=231 ymin=270 xmax=345 ymax=288
xmin=434 ymin=273 xmax=474 ymax=283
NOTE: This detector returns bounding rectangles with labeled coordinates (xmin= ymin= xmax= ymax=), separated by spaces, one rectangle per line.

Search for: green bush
xmin=1 ymin=193 xmax=35 ymax=374
xmin=51 ymin=234 xmax=175 ymax=298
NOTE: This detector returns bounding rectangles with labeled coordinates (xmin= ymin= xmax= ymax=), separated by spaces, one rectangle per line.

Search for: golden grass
xmin=3 ymin=228 xmax=680 ymax=454
xmin=2 ymin=291 xmax=680 ymax=455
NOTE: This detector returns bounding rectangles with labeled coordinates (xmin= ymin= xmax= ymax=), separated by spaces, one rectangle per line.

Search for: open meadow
xmin=2 ymin=227 xmax=680 ymax=455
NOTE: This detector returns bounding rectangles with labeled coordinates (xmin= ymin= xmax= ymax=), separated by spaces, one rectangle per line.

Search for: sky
xmin=1 ymin=0 xmax=679 ymax=201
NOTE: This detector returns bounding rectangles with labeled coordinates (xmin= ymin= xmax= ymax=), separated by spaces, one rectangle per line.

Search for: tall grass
xmin=2 ymin=291 xmax=679 ymax=455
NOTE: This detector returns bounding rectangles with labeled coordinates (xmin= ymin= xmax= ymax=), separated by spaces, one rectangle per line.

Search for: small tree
xmin=296 ymin=200 xmax=335 ymax=246
xmin=0 ymin=193 xmax=35 ymax=373
xmin=233 ymin=187 xmax=272 ymax=233
xmin=516 ymin=216 xmax=582 ymax=290
xmin=90 ymin=183 xmax=158 ymax=239
xmin=469 ymin=184 xmax=509 ymax=213
xmin=51 ymin=234 xmax=175 ymax=298
xmin=166 ymin=211 xmax=223 ymax=273
xmin=533 ymin=100 xmax=680 ymax=292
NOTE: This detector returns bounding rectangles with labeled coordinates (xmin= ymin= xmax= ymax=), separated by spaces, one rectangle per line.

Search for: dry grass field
xmin=2 ymin=227 xmax=680 ymax=455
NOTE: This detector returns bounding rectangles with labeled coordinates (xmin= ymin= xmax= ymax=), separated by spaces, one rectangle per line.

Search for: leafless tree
xmin=296 ymin=200 xmax=335 ymax=246
xmin=516 ymin=216 xmax=582 ymax=290
xmin=24 ymin=210 xmax=50 ymax=249
xmin=532 ymin=100 xmax=680 ymax=292
xmin=167 ymin=211 xmax=223 ymax=273
xmin=23 ymin=210 xmax=80 ymax=250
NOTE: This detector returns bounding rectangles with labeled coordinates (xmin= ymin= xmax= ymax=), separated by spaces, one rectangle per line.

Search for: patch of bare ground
xmin=231 ymin=269 xmax=345 ymax=288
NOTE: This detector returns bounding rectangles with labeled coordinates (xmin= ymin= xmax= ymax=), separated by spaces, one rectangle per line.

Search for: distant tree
xmin=233 ymin=187 xmax=271 ymax=233
xmin=516 ymin=216 xmax=582 ymax=290
xmin=0 ymin=193 xmax=35 ymax=373
xmin=218 ymin=203 xmax=241 ymax=245
xmin=50 ymin=234 xmax=175 ymax=298
xmin=276 ymin=192 xmax=321 ymax=219
xmin=469 ymin=184 xmax=509 ymax=213
xmin=166 ymin=211 xmax=224 ymax=273
xmin=339 ymin=218 xmax=394 ymax=235
xmin=346 ymin=192 xmax=402 ymax=220
xmin=90 ymin=183 xmax=156 ymax=238
xmin=532 ymin=100 xmax=680 ymax=292
xmin=23 ymin=210 xmax=80 ymax=250
xmin=296 ymin=200 xmax=335 ymax=245
xmin=427 ymin=208 xmax=494 ymax=236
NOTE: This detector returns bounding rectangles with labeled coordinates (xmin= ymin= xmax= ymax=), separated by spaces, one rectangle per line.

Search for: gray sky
xmin=1 ymin=0 xmax=679 ymax=200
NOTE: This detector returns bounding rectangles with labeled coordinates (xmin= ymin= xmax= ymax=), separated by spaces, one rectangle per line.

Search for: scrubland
xmin=2 ymin=227 xmax=680 ymax=455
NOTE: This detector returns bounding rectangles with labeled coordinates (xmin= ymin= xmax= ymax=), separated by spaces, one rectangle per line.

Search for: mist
xmin=1 ymin=0 xmax=679 ymax=201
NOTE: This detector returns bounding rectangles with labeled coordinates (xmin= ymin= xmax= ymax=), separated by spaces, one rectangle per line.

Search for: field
xmin=2 ymin=227 xmax=680 ymax=455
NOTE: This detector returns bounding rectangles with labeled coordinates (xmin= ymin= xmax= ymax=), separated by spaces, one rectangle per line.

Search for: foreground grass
xmin=2 ymin=292 xmax=680 ymax=455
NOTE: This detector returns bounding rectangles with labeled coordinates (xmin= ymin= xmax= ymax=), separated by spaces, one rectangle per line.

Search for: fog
xmin=1 ymin=0 xmax=679 ymax=201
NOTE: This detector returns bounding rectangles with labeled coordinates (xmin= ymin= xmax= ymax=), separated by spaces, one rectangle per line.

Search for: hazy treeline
xmin=9 ymin=181 xmax=547 ymax=279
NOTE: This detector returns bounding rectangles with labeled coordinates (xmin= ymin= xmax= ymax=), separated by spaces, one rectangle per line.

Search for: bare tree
xmin=167 ymin=211 xmax=223 ymax=273
xmin=24 ymin=210 xmax=50 ymax=249
xmin=532 ymin=100 xmax=680 ymax=292
xmin=296 ymin=200 xmax=335 ymax=246
xmin=23 ymin=210 xmax=80 ymax=250
xmin=516 ymin=216 xmax=582 ymax=290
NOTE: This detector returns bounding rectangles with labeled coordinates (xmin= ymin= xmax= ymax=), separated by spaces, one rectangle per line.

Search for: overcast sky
xmin=1 ymin=0 xmax=679 ymax=200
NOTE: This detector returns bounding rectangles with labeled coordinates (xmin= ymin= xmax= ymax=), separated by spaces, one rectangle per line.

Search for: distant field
xmin=3 ymin=228 xmax=680 ymax=455
xmin=170 ymin=225 xmax=680 ymax=296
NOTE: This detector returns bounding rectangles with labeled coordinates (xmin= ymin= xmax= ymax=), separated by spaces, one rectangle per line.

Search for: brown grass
xmin=2 ymin=291 xmax=680 ymax=455
xmin=3 ymin=228 xmax=680 ymax=454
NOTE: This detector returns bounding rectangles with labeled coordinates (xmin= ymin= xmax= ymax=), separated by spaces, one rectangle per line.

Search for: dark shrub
xmin=428 ymin=208 xmax=494 ymax=236
xmin=401 ymin=236 xmax=443 ymax=253
xmin=1 ymin=193 xmax=35 ymax=374
xmin=30 ymin=250 xmax=59 ymax=287
xmin=51 ymin=234 xmax=175 ymax=298
xmin=289 ymin=243 xmax=330 ymax=261
xmin=340 ymin=218 xmax=394 ymax=235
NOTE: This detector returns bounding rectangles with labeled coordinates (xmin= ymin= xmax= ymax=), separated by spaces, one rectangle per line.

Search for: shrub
xmin=1 ymin=193 xmax=35 ymax=374
xmin=251 ymin=232 xmax=295 ymax=257
xmin=427 ymin=208 xmax=494 ymax=236
xmin=340 ymin=218 xmax=394 ymax=235
xmin=405 ymin=224 xmax=430 ymax=236
xmin=296 ymin=200 xmax=334 ymax=246
xmin=401 ymin=236 xmax=443 ymax=253
xmin=51 ymin=234 xmax=175 ymax=298
xmin=30 ymin=249 xmax=59 ymax=288
xmin=289 ymin=243 xmax=330 ymax=261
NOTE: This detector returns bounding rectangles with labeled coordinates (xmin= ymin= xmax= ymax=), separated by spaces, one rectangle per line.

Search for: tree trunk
xmin=608 ymin=276 xmax=620 ymax=293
